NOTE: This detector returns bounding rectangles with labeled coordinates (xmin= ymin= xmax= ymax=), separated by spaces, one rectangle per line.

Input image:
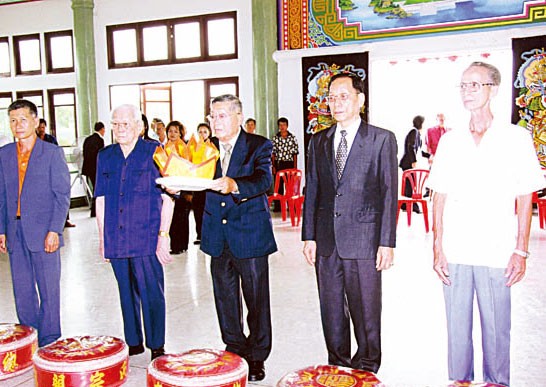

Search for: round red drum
xmin=147 ymin=348 xmax=248 ymax=387
xmin=33 ymin=336 xmax=129 ymax=387
xmin=277 ymin=365 xmax=384 ymax=387
xmin=449 ymin=382 xmax=506 ymax=387
xmin=0 ymin=323 xmax=37 ymax=380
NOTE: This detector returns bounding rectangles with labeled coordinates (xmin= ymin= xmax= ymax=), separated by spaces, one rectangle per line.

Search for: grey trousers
xmin=443 ymin=263 xmax=511 ymax=386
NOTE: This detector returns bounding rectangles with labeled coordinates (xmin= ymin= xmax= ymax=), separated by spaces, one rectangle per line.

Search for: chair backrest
xmin=401 ymin=169 xmax=429 ymax=199
xmin=273 ymin=168 xmax=302 ymax=197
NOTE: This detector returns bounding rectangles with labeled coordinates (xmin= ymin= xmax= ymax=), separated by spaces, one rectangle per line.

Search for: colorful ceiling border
xmin=279 ymin=1 xmax=546 ymax=49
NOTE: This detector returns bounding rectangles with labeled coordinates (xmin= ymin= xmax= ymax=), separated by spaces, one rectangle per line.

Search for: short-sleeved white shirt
xmin=427 ymin=123 xmax=545 ymax=268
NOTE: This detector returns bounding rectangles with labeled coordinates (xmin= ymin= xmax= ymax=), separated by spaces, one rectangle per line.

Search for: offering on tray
xmin=154 ymin=135 xmax=219 ymax=180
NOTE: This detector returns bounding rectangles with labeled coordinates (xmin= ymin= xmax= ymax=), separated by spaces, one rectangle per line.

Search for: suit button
xmin=336 ymin=193 xmax=342 ymax=197
xmin=334 ymin=212 xmax=341 ymax=217
xmin=221 ymin=202 xmax=226 ymax=207
xmin=222 ymin=219 xmax=227 ymax=224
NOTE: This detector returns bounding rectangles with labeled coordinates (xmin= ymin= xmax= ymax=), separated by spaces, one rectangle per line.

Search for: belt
xmin=15 ymin=216 xmax=21 ymax=219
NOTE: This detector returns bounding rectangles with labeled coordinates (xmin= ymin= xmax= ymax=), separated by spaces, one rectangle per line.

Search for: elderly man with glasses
xmin=428 ymin=62 xmax=544 ymax=386
xmin=95 ymin=104 xmax=174 ymax=361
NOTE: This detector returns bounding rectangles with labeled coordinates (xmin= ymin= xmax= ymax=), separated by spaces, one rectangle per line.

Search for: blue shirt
xmin=95 ymin=138 xmax=163 ymax=259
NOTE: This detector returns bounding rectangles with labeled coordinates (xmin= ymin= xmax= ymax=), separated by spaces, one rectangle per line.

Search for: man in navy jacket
xmin=201 ymin=94 xmax=277 ymax=382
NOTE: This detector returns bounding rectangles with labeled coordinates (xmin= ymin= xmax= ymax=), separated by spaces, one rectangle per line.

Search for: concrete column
xmin=251 ymin=0 xmax=278 ymax=138
xmin=72 ymin=0 xmax=98 ymax=137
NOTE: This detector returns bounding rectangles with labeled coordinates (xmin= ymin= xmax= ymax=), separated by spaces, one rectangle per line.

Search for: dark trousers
xmin=192 ymin=190 xmax=206 ymax=240
xmin=210 ymin=246 xmax=272 ymax=362
xmin=86 ymin=175 xmax=96 ymax=217
xmin=170 ymin=197 xmax=190 ymax=252
xmin=315 ymin=248 xmax=382 ymax=373
xmin=9 ymin=221 xmax=61 ymax=347
xmin=110 ymin=255 xmax=166 ymax=350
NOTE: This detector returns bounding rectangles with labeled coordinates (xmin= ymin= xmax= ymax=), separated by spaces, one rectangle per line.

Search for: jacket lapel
xmin=338 ymin=121 xmax=369 ymax=183
xmin=324 ymin=125 xmax=337 ymax=185
xmin=22 ymin=139 xmax=44 ymax=194
xmin=226 ymin=129 xmax=247 ymax=177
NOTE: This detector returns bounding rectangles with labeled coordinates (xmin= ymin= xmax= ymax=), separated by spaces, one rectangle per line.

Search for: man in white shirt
xmin=428 ymin=61 xmax=545 ymax=386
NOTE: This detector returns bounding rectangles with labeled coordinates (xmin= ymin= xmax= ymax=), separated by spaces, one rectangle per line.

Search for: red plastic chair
xmin=534 ymin=191 xmax=546 ymax=229
xmin=397 ymin=169 xmax=430 ymax=232
xmin=268 ymin=169 xmax=302 ymax=222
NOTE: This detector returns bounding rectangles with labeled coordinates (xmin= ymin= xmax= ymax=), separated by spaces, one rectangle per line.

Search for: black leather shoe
xmin=151 ymin=346 xmax=165 ymax=360
xmin=247 ymin=360 xmax=265 ymax=382
xmin=128 ymin=344 xmax=144 ymax=356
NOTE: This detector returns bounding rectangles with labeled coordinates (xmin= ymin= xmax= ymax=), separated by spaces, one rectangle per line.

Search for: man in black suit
xmin=302 ymin=72 xmax=398 ymax=373
xmin=82 ymin=122 xmax=105 ymax=217
xmin=201 ymin=94 xmax=277 ymax=382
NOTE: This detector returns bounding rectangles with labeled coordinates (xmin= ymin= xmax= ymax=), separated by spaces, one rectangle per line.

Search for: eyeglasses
xmin=458 ymin=82 xmax=495 ymax=92
xmin=325 ymin=93 xmax=360 ymax=104
xmin=207 ymin=112 xmax=240 ymax=121
xmin=110 ymin=121 xmax=133 ymax=129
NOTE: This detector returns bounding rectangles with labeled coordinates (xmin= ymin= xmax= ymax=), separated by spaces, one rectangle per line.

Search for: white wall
xmin=274 ymin=24 xmax=546 ymax=171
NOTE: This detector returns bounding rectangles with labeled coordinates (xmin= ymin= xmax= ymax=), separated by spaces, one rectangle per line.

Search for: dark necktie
xmin=222 ymin=143 xmax=232 ymax=177
xmin=335 ymin=130 xmax=348 ymax=180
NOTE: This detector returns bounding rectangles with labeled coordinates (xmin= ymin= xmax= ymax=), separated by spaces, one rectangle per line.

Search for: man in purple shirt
xmin=95 ymin=104 xmax=174 ymax=361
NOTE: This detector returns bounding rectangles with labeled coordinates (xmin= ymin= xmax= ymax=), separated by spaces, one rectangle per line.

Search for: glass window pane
xmin=50 ymin=35 xmax=73 ymax=69
xmin=53 ymin=93 xmax=74 ymax=105
xmin=18 ymin=38 xmax=41 ymax=72
xmin=113 ymin=29 xmax=137 ymax=64
xmin=209 ymin=83 xmax=236 ymax=99
xmin=110 ymin=85 xmax=141 ymax=109
xmin=175 ymin=22 xmax=201 ymax=59
xmin=144 ymin=88 xmax=170 ymax=101
xmin=144 ymin=102 xmax=170 ymax=124
xmin=54 ymin=105 xmax=76 ymax=146
xmin=207 ymin=18 xmax=235 ymax=56
xmin=0 ymin=96 xmax=13 ymax=138
xmin=0 ymin=41 xmax=10 ymax=74
xmin=143 ymin=26 xmax=168 ymax=61
xmin=172 ymin=80 xmax=204 ymax=139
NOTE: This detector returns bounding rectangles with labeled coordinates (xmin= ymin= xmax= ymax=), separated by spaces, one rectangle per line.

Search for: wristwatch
xmin=158 ymin=230 xmax=169 ymax=237
xmin=513 ymin=249 xmax=530 ymax=259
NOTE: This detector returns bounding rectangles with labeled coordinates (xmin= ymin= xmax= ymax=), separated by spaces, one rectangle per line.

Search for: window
xmin=107 ymin=11 xmax=237 ymax=69
xmin=45 ymin=30 xmax=74 ymax=73
xmin=109 ymin=77 xmax=238 ymax=135
xmin=48 ymin=89 xmax=76 ymax=147
xmin=141 ymin=84 xmax=172 ymax=124
xmin=14 ymin=34 xmax=41 ymax=75
xmin=206 ymin=16 xmax=236 ymax=57
xmin=142 ymin=25 xmax=169 ymax=62
xmin=0 ymin=38 xmax=10 ymax=77
xmin=16 ymin=91 xmax=44 ymax=119
xmin=0 ymin=93 xmax=13 ymax=138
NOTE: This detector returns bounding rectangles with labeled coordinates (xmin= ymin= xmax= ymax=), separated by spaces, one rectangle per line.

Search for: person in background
xmin=152 ymin=118 xmax=167 ymax=146
xmin=428 ymin=61 xmax=545 ymax=386
xmin=271 ymin=117 xmax=299 ymax=212
xmin=0 ymin=99 xmax=70 ymax=347
xmin=426 ymin=113 xmax=448 ymax=164
xmin=245 ymin=118 xmax=256 ymax=134
xmin=399 ymin=115 xmax=426 ymax=213
xmin=201 ymin=94 xmax=277 ymax=382
xmin=82 ymin=121 xmax=105 ymax=217
xmin=166 ymin=120 xmax=191 ymax=254
xmin=36 ymin=118 xmax=58 ymax=145
xmin=141 ymin=114 xmax=157 ymax=142
xmin=95 ymin=104 xmax=174 ymax=361
xmin=302 ymin=72 xmax=397 ymax=374
xmin=192 ymin=122 xmax=213 ymax=245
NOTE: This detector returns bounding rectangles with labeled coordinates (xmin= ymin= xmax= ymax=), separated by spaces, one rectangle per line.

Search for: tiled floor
xmin=1 ymin=206 xmax=545 ymax=386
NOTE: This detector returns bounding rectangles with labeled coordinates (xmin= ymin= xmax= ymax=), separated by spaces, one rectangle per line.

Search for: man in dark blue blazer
xmin=201 ymin=94 xmax=277 ymax=382
xmin=0 ymin=99 xmax=70 ymax=347
xmin=302 ymin=73 xmax=398 ymax=373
